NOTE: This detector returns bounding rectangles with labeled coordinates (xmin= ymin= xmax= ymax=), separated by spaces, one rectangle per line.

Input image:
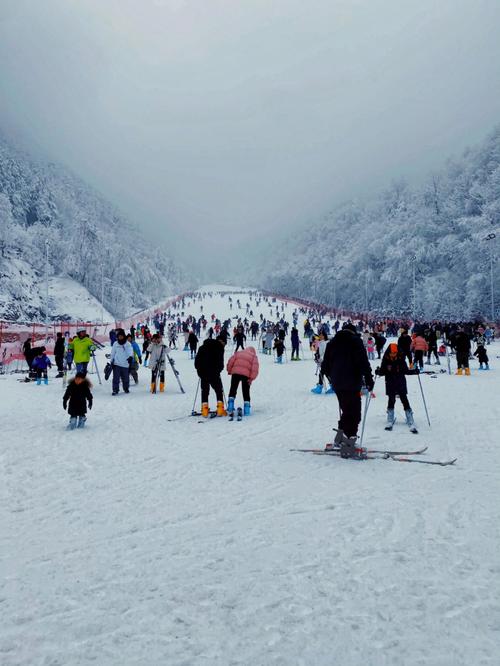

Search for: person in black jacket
xmin=188 ymin=330 xmax=199 ymax=359
xmin=397 ymin=329 xmax=412 ymax=367
xmin=374 ymin=331 xmax=387 ymax=359
xmin=321 ymin=323 xmax=374 ymax=458
xmin=54 ymin=332 xmax=66 ymax=377
xmin=194 ymin=335 xmax=226 ymax=416
xmin=63 ymin=372 xmax=93 ymax=429
xmin=375 ymin=343 xmax=419 ymax=428
xmin=452 ymin=327 xmax=471 ymax=375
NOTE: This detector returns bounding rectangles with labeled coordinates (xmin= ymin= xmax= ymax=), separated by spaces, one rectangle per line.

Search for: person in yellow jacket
xmin=69 ymin=329 xmax=96 ymax=375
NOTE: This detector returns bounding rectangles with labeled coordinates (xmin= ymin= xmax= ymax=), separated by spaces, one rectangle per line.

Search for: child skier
xmin=474 ymin=343 xmax=489 ymax=370
xmin=32 ymin=349 xmax=52 ymax=385
xmin=63 ymin=372 xmax=93 ymax=429
xmin=366 ymin=333 xmax=376 ymax=360
xmin=148 ymin=333 xmax=167 ymax=393
xmin=273 ymin=337 xmax=285 ymax=363
xmin=375 ymin=343 xmax=419 ymax=432
xmin=226 ymin=346 xmax=260 ymax=415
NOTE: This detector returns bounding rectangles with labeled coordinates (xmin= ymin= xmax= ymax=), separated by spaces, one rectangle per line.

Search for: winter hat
xmin=389 ymin=343 xmax=398 ymax=355
xmin=77 ymin=328 xmax=87 ymax=334
xmin=342 ymin=322 xmax=357 ymax=333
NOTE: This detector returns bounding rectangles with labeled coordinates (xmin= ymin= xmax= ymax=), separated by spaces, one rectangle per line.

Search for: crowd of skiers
xmin=18 ymin=290 xmax=496 ymax=437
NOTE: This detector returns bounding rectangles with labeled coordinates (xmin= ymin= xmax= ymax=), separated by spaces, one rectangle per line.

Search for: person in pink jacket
xmin=410 ymin=333 xmax=428 ymax=370
xmin=226 ymin=346 xmax=260 ymax=415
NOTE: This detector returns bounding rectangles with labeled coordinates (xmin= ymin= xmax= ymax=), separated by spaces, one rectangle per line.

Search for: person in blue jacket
xmin=127 ymin=333 xmax=142 ymax=384
xmin=110 ymin=329 xmax=134 ymax=395
xmin=32 ymin=349 xmax=52 ymax=385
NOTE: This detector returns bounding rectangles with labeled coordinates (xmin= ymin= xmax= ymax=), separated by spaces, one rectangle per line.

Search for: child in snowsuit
xmin=63 ymin=372 xmax=93 ymax=429
xmin=273 ymin=338 xmax=285 ymax=363
xmin=375 ymin=343 xmax=419 ymax=429
xmin=366 ymin=334 xmax=376 ymax=360
xmin=32 ymin=350 xmax=52 ymax=385
xmin=474 ymin=344 xmax=489 ymax=370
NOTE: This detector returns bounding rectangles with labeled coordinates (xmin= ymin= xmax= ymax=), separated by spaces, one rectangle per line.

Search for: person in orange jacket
xmin=410 ymin=332 xmax=428 ymax=370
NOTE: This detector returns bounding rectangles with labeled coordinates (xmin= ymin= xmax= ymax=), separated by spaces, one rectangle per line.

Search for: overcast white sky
xmin=1 ymin=0 xmax=500 ymax=272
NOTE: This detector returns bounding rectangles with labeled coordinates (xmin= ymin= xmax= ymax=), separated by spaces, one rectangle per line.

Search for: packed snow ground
xmin=1 ymin=289 xmax=499 ymax=666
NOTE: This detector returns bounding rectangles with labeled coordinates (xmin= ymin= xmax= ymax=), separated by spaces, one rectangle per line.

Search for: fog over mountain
xmin=1 ymin=0 xmax=500 ymax=275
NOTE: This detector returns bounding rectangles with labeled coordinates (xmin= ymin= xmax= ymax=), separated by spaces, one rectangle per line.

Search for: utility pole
xmin=412 ymin=255 xmax=417 ymax=322
xmin=45 ymin=239 xmax=50 ymax=342
xmin=365 ymin=272 xmax=368 ymax=312
xmin=101 ymin=264 xmax=105 ymax=325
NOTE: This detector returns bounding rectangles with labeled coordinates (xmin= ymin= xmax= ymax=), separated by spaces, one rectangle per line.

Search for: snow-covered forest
xmin=0 ymin=136 xmax=188 ymax=321
xmin=256 ymin=128 xmax=500 ymax=320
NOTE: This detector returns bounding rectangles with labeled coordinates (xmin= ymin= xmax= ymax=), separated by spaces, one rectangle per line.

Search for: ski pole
xmin=417 ymin=372 xmax=431 ymax=427
xmin=359 ymin=376 xmax=376 ymax=448
xmin=191 ymin=378 xmax=200 ymax=415
xmin=91 ymin=351 xmax=102 ymax=385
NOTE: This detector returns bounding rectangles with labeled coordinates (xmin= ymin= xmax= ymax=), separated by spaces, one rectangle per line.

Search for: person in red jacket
xmin=410 ymin=332 xmax=428 ymax=370
xmin=226 ymin=346 xmax=259 ymax=415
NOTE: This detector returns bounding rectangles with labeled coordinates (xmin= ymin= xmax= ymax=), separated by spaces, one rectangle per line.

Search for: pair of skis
xmin=291 ymin=445 xmax=456 ymax=466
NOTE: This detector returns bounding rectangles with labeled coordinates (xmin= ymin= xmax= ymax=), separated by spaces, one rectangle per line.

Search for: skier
xmin=397 ymin=329 xmax=413 ymax=367
xmin=273 ymin=337 xmax=285 ymax=363
xmin=110 ymin=329 xmax=134 ymax=395
xmin=233 ymin=326 xmax=246 ymax=351
xmin=321 ymin=323 xmax=374 ymax=458
xmin=410 ymin=332 xmax=428 ymax=370
xmin=425 ymin=327 xmax=440 ymax=365
xmin=63 ymin=372 xmax=93 ymax=429
xmin=366 ymin=333 xmax=376 ymax=361
xmin=473 ymin=342 xmax=489 ymax=370
xmin=290 ymin=326 xmax=300 ymax=360
xmin=32 ymin=349 xmax=52 ymax=385
xmin=126 ymin=333 xmax=142 ymax=384
xmin=452 ymin=327 xmax=471 ymax=375
xmin=188 ymin=330 xmax=199 ymax=359
xmin=69 ymin=329 xmax=96 ymax=375
xmin=311 ymin=331 xmax=332 ymax=393
xmin=374 ymin=331 xmax=387 ymax=359
xmin=226 ymin=346 xmax=260 ymax=415
xmin=148 ymin=333 xmax=167 ymax=393
xmin=375 ymin=343 xmax=419 ymax=431
xmin=54 ymin=332 xmax=65 ymax=377
xmin=194 ymin=335 xmax=227 ymax=417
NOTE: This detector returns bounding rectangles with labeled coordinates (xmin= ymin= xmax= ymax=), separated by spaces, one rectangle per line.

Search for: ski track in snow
xmin=1 ymin=290 xmax=499 ymax=665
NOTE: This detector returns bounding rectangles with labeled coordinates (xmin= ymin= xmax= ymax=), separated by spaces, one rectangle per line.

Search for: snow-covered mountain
xmin=249 ymin=127 xmax=500 ymax=320
xmin=0 ymin=135 xmax=190 ymax=321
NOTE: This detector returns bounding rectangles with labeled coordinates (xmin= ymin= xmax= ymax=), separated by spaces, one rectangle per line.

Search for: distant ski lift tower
xmin=45 ymin=239 xmax=50 ymax=342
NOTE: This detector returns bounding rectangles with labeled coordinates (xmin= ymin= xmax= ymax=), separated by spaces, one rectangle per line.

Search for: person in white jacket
xmin=110 ymin=329 xmax=134 ymax=395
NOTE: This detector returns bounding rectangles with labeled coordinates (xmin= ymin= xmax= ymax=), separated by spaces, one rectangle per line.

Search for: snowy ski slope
xmin=1 ymin=289 xmax=499 ymax=665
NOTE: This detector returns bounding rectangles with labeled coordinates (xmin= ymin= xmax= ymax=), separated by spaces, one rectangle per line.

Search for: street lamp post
xmin=101 ymin=264 xmax=105 ymax=325
xmin=484 ymin=233 xmax=496 ymax=321
xmin=45 ymin=239 xmax=50 ymax=342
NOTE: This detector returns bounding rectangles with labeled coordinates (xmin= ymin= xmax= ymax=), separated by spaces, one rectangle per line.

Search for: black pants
xmin=456 ymin=351 xmax=469 ymax=369
xmin=235 ymin=342 xmax=245 ymax=351
xmin=55 ymin=355 xmax=64 ymax=372
xmin=291 ymin=344 xmax=299 ymax=359
xmin=112 ymin=365 xmax=130 ymax=393
xmin=402 ymin=350 xmax=412 ymax=365
xmin=151 ymin=369 xmax=165 ymax=384
xmin=427 ymin=346 xmax=439 ymax=363
xmin=201 ymin=375 xmax=224 ymax=403
xmin=414 ymin=350 xmax=424 ymax=368
xmin=336 ymin=390 xmax=362 ymax=438
xmin=36 ymin=369 xmax=48 ymax=381
xmin=229 ymin=374 xmax=251 ymax=402
xmin=387 ymin=393 xmax=411 ymax=410
xmin=129 ymin=361 xmax=139 ymax=384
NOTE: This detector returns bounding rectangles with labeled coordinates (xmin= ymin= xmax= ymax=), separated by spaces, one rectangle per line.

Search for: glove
xmin=90 ymin=345 xmax=96 ymax=352
xmin=374 ymin=366 xmax=381 ymax=376
xmin=127 ymin=357 xmax=133 ymax=366
xmin=88 ymin=401 xmax=93 ymax=410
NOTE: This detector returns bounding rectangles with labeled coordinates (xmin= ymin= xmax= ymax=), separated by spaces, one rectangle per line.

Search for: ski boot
xmin=36 ymin=378 xmax=41 ymax=385
xmin=216 ymin=401 xmax=227 ymax=417
xmin=69 ymin=417 xmax=77 ymax=430
xmin=325 ymin=385 xmax=335 ymax=395
xmin=456 ymin=368 xmax=463 ymax=375
xmin=77 ymin=416 xmax=87 ymax=428
xmin=243 ymin=401 xmax=251 ymax=416
xmin=227 ymin=397 xmax=235 ymax=413
xmin=385 ymin=408 xmax=395 ymax=430
xmin=479 ymin=364 xmax=484 ymax=370
xmin=465 ymin=367 xmax=471 ymax=376
xmin=310 ymin=384 xmax=323 ymax=394
xmin=201 ymin=402 xmax=210 ymax=418
xmin=159 ymin=382 xmax=165 ymax=393
xmin=150 ymin=382 xmax=156 ymax=393
xmin=44 ymin=377 xmax=48 ymax=385
xmin=485 ymin=363 xmax=490 ymax=370
xmin=405 ymin=409 xmax=418 ymax=433
xmin=340 ymin=436 xmax=361 ymax=459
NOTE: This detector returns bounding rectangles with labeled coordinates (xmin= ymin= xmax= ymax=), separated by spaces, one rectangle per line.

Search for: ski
xmin=166 ymin=353 xmax=185 ymax=393
xmin=291 ymin=446 xmax=428 ymax=456
xmin=167 ymin=410 xmax=216 ymax=421
xmin=389 ymin=455 xmax=457 ymax=466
